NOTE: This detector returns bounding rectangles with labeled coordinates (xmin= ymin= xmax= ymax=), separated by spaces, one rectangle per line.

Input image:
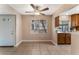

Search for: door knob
xmin=11 ymin=32 xmax=14 ymax=35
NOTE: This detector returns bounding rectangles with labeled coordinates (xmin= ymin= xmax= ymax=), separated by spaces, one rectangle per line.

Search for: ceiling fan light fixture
xmin=34 ymin=12 xmax=40 ymax=15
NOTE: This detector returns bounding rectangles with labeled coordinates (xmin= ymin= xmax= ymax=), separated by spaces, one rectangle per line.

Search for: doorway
xmin=0 ymin=15 xmax=16 ymax=46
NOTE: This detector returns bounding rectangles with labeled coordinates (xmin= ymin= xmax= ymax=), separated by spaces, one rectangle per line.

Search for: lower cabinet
xmin=57 ymin=33 xmax=71 ymax=45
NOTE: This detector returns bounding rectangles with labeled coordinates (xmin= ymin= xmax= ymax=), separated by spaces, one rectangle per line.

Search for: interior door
xmin=0 ymin=15 xmax=16 ymax=46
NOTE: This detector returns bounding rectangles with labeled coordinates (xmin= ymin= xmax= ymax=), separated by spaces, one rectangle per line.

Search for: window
xmin=32 ymin=20 xmax=48 ymax=33
xmin=59 ymin=20 xmax=69 ymax=32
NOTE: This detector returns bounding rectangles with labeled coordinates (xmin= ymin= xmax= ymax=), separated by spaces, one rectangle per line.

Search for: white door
xmin=0 ymin=15 xmax=16 ymax=46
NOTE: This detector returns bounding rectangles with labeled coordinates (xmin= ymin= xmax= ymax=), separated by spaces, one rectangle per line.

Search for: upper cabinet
xmin=76 ymin=14 xmax=79 ymax=26
xmin=71 ymin=14 xmax=79 ymax=31
xmin=71 ymin=14 xmax=79 ymax=27
xmin=71 ymin=14 xmax=76 ymax=27
xmin=55 ymin=16 xmax=59 ymax=27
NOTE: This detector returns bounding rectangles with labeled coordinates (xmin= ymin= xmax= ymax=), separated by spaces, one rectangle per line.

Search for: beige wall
xmin=16 ymin=15 xmax=22 ymax=44
xmin=22 ymin=15 xmax=52 ymax=41
xmin=71 ymin=32 xmax=79 ymax=54
xmin=52 ymin=16 xmax=57 ymax=45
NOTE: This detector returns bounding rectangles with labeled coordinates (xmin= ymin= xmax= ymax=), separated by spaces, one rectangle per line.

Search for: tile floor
xmin=0 ymin=42 xmax=71 ymax=55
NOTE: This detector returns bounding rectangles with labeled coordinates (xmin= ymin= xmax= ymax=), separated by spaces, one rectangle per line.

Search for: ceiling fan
xmin=25 ymin=4 xmax=49 ymax=15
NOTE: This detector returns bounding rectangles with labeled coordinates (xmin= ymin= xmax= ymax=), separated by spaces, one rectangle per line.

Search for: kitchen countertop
xmin=71 ymin=32 xmax=79 ymax=34
xmin=56 ymin=30 xmax=71 ymax=33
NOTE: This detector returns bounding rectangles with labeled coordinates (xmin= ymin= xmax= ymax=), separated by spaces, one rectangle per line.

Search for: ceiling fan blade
xmin=40 ymin=8 xmax=49 ymax=11
xmin=25 ymin=11 xmax=33 ymax=13
xmin=40 ymin=13 xmax=46 ymax=15
xmin=30 ymin=4 xmax=35 ymax=9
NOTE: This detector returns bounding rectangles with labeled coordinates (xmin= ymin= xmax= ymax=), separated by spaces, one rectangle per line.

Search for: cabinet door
xmin=65 ymin=33 xmax=71 ymax=44
xmin=57 ymin=33 xmax=65 ymax=44
xmin=55 ymin=16 xmax=59 ymax=27
xmin=71 ymin=15 xmax=76 ymax=27
xmin=76 ymin=14 xmax=79 ymax=26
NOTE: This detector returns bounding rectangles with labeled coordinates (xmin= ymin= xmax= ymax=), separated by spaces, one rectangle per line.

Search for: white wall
xmin=0 ymin=4 xmax=22 ymax=45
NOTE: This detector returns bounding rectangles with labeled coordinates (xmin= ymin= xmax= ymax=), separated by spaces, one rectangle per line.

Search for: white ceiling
xmin=9 ymin=4 xmax=62 ymax=15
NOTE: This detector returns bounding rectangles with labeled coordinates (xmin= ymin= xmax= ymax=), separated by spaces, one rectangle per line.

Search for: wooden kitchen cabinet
xmin=71 ymin=14 xmax=79 ymax=27
xmin=76 ymin=14 xmax=79 ymax=26
xmin=71 ymin=14 xmax=76 ymax=27
xmin=65 ymin=33 xmax=71 ymax=44
xmin=57 ymin=33 xmax=71 ymax=45
xmin=58 ymin=33 xmax=65 ymax=44
xmin=55 ymin=16 xmax=59 ymax=27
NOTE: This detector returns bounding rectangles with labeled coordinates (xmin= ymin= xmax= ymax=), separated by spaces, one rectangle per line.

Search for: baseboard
xmin=51 ymin=40 xmax=57 ymax=46
xmin=14 ymin=40 xmax=22 ymax=47
xmin=14 ymin=40 xmax=53 ymax=47
xmin=22 ymin=40 xmax=51 ymax=42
